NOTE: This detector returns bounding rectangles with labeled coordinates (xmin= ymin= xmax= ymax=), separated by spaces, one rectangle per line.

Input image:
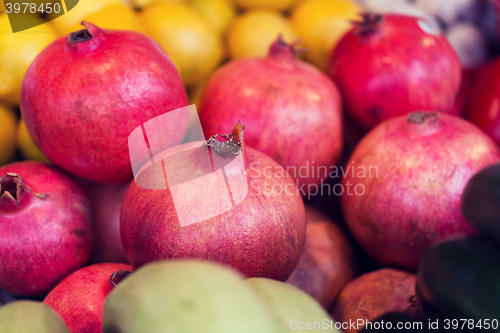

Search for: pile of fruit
xmin=1 ymin=0 xmax=500 ymax=332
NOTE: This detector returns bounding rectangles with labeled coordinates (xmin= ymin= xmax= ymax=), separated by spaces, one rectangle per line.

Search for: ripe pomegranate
xmin=0 ymin=161 xmax=92 ymax=296
xmin=286 ymin=206 xmax=357 ymax=309
xmin=77 ymin=179 xmax=129 ymax=264
xmin=21 ymin=22 xmax=189 ymax=184
xmin=44 ymin=263 xmax=132 ymax=333
xmin=342 ymin=112 xmax=500 ymax=270
xmin=329 ymin=14 xmax=461 ymax=130
xmin=199 ymin=37 xmax=343 ymax=192
xmin=332 ymin=268 xmax=416 ymax=333
xmin=121 ymin=123 xmax=306 ymax=281
xmin=467 ymin=58 xmax=500 ymax=147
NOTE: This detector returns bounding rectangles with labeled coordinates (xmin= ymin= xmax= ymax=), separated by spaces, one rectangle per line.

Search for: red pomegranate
xmin=342 ymin=112 xmax=500 ymax=270
xmin=44 ymin=263 xmax=132 ymax=333
xmin=121 ymin=123 xmax=306 ymax=281
xmin=20 ymin=22 xmax=189 ymax=184
xmin=332 ymin=268 xmax=416 ymax=333
xmin=467 ymin=58 xmax=500 ymax=147
xmin=77 ymin=179 xmax=129 ymax=264
xmin=0 ymin=161 xmax=92 ymax=296
xmin=286 ymin=206 xmax=357 ymax=309
xmin=329 ymin=14 xmax=461 ymax=130
xmin=199 ymin=37 xmax=343 ymax=192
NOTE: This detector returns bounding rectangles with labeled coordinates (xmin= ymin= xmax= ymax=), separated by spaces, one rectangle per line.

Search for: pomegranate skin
xmin=467 ymin=59 xmax=500 ymax=147
xmin=332 ymin=268 xmax=416 ymax=333
xmin=77 ymin=179 xmax=129 ymax=264
xmin=329 ymin=14 xmax=461 ymax=130
xmin=286 ymin=206 xmax=357 ymax=309
xmin=0 ymin=161 xmax=92 ymax=297
xmin=121 ymin=141 xmax=306 ymax=281
xmin=341 ymin=112 xmax=500 ymax=270
xmin=44 ymin=263 xmax=132 ymax=333
xmin=20 ymin=22 xmax=189 ymax=184
xmin=199 ymin=39 xmax=343 ymax=190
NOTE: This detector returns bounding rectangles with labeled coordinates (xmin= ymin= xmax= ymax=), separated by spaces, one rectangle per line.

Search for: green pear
xmin=0 ymin=301 xmax=70 ymax=333
xmin=245 ymin=278 xmax=340 ymax=333
xmin=103 ymin=260 xmax=285 ymax=333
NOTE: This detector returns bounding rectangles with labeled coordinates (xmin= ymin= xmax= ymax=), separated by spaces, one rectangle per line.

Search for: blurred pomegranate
xmin=342 ymin=112 xmax=500 ymax=270
xmin=286 ymin=206 xmax=357 ymax=309
xmin=332 ymin=268 xmax=416 ymax=333
xmin=0 ymin=161 xmax=92 ymax=296
xmin=21 ymin=22 xmax=188 ymax=184
xmin=44 ymin=263 xmax=132 ymax=333
xmin=467 ymin=58 xmax=500 ymax=147
xmin=199 ymin=37 xmax=343 ymax=192
xmin=329 ymin=14 xmax=461 ymax=130
xmin=121 ymin=123 xmax=306 ymax=281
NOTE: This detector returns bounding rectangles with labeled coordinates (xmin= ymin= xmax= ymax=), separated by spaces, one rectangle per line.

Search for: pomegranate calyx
xmin=108 ymin=270 xmax=132 ymax=292
xmin=205 ymin=121 xmax=246 ymax=155
xmin=407 ymin=111 xmax=440 ymax=124
xmin=355 ymin=13 xmax=384 ymax=37
xmin=68 ymin=28 xmax=93 ymax=44
xmin=0 ymin=173 xmax=45 ymax=207
xmin=269 ymin=36 xmax=306 ymax=60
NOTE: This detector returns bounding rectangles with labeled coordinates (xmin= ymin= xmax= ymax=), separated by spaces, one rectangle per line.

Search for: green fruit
xmin=0 ymin=301 xmax=70 ymax=333
xmin=416 ymin=235 xmax=500 ymax=322
xmin=245 ymin=278 xmax=339 ymax=333
xmin=461 ymin=163 xmax=500 ymax=244
xmin=103 ymin=260 xmax=285 ymax=333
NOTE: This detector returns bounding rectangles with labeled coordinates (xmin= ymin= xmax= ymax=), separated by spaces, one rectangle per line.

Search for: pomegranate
xmin=286 ymin=206 xmax=357 ymax=309
xmin=20 ymin=22 xmax=189 ymax=184
xmin=199 ymin=37 xmax=343 ymax=192
xmin=121 ymin=123 xmax=306 ymax=281
xmin=44 ymin=263 xmax=132 ymax=333
xmin=342 ymin=111 xmax=500 ymax=270
xmin=329 ymin=14 xmax=461 ymax=130
xmin=77 ymin=179 xmax=129 ymax=264
xmin=332 ymin=268 xmax=416 ymax=333
xmin=0 ymin=161 xmax=92 ymax=296
xmin=467 ymin=58 xmax=500 ymax=147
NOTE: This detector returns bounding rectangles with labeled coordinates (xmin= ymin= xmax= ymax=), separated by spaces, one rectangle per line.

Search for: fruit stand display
xmin=1 ymin=0 xmax=500 ymax=332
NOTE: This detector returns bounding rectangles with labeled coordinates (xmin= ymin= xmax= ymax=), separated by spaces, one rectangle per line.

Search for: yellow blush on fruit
xmin=233 ymin=0 xmax=297 ymax=11
xmin=190 ymin=0 xmax=236 ymax=34
xmin=291 ymin=0 xmax=363 ymax=71
xmin=227 ymin=9 xmax=298 ymax=59
xmin=140 ymin=2 xmax=224 ymax=88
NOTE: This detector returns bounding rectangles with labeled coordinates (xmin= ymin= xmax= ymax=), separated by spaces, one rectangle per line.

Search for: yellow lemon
xmin=140 ymin=2 xmax=224 ymax=88
xmin=227 ymin=9 xmax=298 ymax=59
xmin=62 ymin=4 xmax=144 ymax=36
xmin=128 ymin=0 xmax=186 ymax=9
xmin=17 ymin=118 xmax=51 ymax=164
xmin=0 ymin=13 xmax=58 ymax=105
xmin=291 ymin=0 xmax=363 ymax=71
xmin=233 ymin=0 xmax=297 ymax=11
xmin=0 ymin=105 xmax=17 ymax=166
xmin=49 ymin=0 xmax=124 ymax=36
xmin=190 ymin=0 xmax=236 ymax=34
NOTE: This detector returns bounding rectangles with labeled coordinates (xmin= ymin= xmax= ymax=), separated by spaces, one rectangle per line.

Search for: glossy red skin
xmin=44 ymin=263 xmax=132 ymax=333
xmin=121 ymin=142 xmax=306 ymax=281
xmin=20 ymin=22 xmax=189 ymax=184
xmin=77 ymin=179 xmax=129 ymax=264
xmin=286 ymin=206 xmax=357 ymax=309
xmin=0 ymin=161 xmax=92 ymax=296
xmin=448 ymin=68 xmax=477 ymax=118
xmin=329 ymin=14 xmax=461 ymax=130
xmin=332 ymin=268 xmax=416 ymax=333
xmin=467 ymin=59 xmax=500 ymax=146
xmin=341 ymin=113 xmax=500 ymax=270
xmin=199 ymin=41 xmax=343 ymax=190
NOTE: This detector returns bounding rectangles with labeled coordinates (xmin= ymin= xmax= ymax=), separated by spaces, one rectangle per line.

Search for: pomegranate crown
xmin=0 ymin=173 xmax=45 ymax=207
xmin=205 ymin=122 xmax=245 ymax=155
xmin=353 ymin=13 xmax=384 ymax=37
xmin=268 ymin=35 xmax=306 ymax=59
